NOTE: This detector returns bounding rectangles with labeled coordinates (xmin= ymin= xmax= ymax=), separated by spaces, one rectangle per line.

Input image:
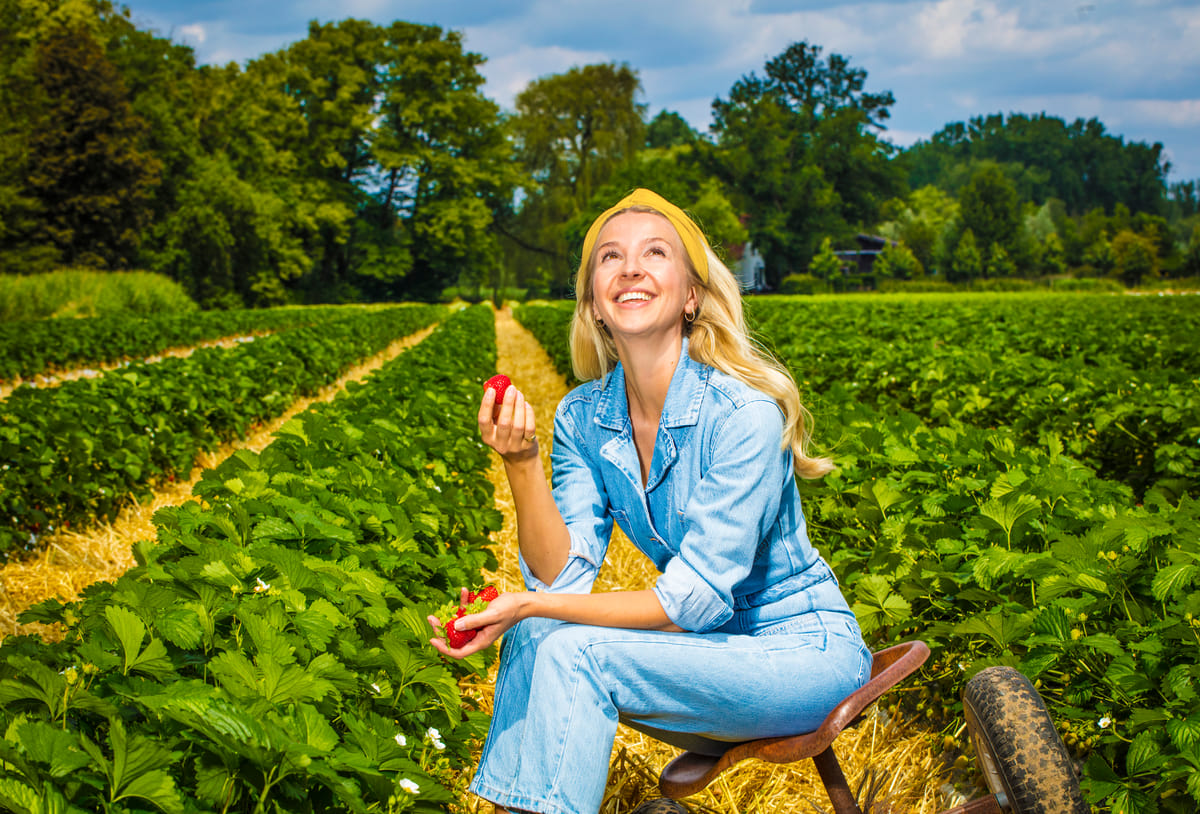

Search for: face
xmin=589 ymin=211 xmax=697 ymax=345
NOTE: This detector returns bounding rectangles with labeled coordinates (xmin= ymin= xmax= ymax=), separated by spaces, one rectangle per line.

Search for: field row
xmin=0 ymin=305 xmax=446 ymax=555
xmin=515 ymin=294 xmax=1200 ymax=814
xmin=0 ymin=305 xmax=503 ymax=812
xmin=0 ymin=305 xmax=371 ymax=383
xmin=747 ymin=294 xmax=1200 ymax=498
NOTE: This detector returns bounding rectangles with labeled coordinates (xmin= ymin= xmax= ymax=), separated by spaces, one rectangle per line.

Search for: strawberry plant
xmin=0 ymin=304 xmax=504 ymax=812
xmin=0 ymin=305 xmax=361 ymax=383
xmin=522 ymin=293 xmax=1200 ymax=812
xmin=0 ymin=305 xmax=446 ymax=555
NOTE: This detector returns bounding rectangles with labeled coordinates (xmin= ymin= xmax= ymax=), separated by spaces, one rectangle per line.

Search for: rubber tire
xmin=630 ymin=798 xmax=689 ymax=814
xmin=962 ymin=665 xmax=1089 ymax=814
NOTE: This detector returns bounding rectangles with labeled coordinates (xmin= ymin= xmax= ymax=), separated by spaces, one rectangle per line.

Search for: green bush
xmin=778 ymin=274 xmax=832 ymax=296
xmin=440 ymin=285 xmax=528 ymax=304
xmin=968 ymin=277 xmax=1035 ymax=292
xmin=877 ymin=278 xmax=957 ymax=294
xmin=0 ymin=270 xmax=197 ymax=321
xmin=1049 ymin=277 xmax=1124 ymax=293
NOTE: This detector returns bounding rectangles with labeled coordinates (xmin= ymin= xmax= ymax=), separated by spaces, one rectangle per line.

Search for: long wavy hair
xmin=568 ymin=204 xmax=832 ymax=479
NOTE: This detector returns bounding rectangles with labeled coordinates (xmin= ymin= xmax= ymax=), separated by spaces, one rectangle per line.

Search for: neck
xmin=615 ymin=332 xmax=683 ymax=425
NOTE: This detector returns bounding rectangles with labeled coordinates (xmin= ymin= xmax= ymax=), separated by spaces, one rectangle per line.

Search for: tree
xmin=959 ymin=164 xmax=1022 ymax=264
xmin=1111 ymin=229 xmax=1157 ymax=286
xmin=707 ymin=40 xmax=903 ymax=285
xmin=901 ymin=112 xmax=1170 ymax=216
xmin=986 ymin=243 xmax=1016 ymax=278
xmin=877 ymin=185 xmax=959 ymax=273
xmin=951 ymin=229 xmax=983 ymax=282
xmin=503 ymin=63 xmax=646 ymax=291
xmin=808 ymin=237 xmax=842 ymax=279
xmin=874 ymin=241 xmax=923 ymax=279
xmin=21 ymin=22 xmax=160 ymax=269
xmin=1186 ymin=224 xmax=1200 ymax=277
xmin=646 ymin=111 xmax=697 ymax=149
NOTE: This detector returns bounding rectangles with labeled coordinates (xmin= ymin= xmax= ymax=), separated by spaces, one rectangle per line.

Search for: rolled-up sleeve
xmin=653 ymin=399 xmax=790 ymax=632
xmin=518 ymin=402 xmax=612 ymax=594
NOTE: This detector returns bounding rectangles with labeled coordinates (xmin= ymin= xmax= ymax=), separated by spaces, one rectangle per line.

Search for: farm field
xmin=516 ymin=291 xmax=1200 ymax=814
xmin=0 ymin=304 xmax=505 ymax=812
xmin=1 ymin=292 xmax=1195 ymax=813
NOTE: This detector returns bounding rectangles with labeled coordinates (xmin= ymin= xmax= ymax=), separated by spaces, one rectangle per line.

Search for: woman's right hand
xmin=479 ymin=380 xmax=539 ymax=460
xmin=428 ymin=590 xmax=527 ymax=659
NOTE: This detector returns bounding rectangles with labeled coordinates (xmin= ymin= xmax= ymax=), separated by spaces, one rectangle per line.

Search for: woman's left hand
xmin=428 ymin=590 xmax=526 ymax=659
xmin=479 ymin=383 xmax=538 ymax=461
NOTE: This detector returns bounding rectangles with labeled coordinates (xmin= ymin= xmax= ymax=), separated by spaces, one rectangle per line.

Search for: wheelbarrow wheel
xmin=962 ymin=665 xmax=1089 ymax=814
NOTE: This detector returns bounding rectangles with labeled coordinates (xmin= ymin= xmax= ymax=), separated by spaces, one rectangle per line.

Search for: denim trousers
xmin=468 ymin=578 xmax=872 ymax=814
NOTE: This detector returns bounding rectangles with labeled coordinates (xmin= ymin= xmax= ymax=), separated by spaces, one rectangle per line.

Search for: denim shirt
xmin=520 ymin=339 xmax=845 ymax=633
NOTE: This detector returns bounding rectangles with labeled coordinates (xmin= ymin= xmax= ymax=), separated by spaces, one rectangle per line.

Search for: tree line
xmin=1 ymin=0 xmax=1196 ymax=307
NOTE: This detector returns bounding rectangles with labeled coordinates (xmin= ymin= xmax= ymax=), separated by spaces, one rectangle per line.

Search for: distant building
xmin=833 ymin=234 xmax=893 ymax=275
xmin=734 ymin=242 xmax=767 ymax=291
xmin=727 ymin=213 xmax=768 ymax=291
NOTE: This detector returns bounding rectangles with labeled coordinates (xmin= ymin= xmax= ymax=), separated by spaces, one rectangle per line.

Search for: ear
xmin=685 ymin=286 xmax=699 ymax=312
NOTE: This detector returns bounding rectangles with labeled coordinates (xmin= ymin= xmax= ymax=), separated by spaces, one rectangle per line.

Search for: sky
xmin=125 ymin=0 xmax=1200 ymax=183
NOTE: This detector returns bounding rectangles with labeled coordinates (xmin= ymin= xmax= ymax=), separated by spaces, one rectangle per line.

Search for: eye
xmin=599 ymin=249 xmax=620 ymax=262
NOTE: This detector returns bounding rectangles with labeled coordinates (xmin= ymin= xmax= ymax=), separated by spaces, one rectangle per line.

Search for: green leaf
xmin=105 ymin=605 xmax=146 ymax=674
xmin=154 ymin=608 xmax=204 ymax=650
xmin=1151 ymin=563 xmax=1198 ymax=601
xmin=14 ymin=721 xmax=91 ymax=777
xmin=1125 ymin=730 xmax=1165 ymax=776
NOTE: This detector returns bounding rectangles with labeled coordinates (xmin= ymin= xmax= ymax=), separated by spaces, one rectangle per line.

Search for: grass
xmin=0 ymin=269 xmax=197 ymax=321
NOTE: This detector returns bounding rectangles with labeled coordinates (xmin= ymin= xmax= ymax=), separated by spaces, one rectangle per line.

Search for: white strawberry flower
xmin=394 ymin=733 xmax=407 ymax=746
xmin=1098 ymin=716 xmax=1112 ymax=729
xmin=399 ymin=778 xmax=419 ymax=794
xmin=254 ymin=577 xmax=270 ymax=593
xmin=426 ymin=727 xmax=445 ymax=750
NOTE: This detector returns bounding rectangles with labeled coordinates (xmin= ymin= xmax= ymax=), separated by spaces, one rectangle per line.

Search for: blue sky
xmin=126 ymin=0 xmax=1200 ymax=183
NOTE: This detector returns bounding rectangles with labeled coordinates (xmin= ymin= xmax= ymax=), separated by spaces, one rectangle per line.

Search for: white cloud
xmin=177 ymin=23 xmax=206 ymax=46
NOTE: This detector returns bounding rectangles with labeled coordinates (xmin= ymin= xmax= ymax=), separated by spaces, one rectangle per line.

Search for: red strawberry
xmin=473 ymin=584 xmax=500 ymax=603
xmin=436 ymin=595 xmax=489 ymax=649
xmin=483 ymin=374 xmax=511 ymax=421
xmin=435 ymin=585 xmax=502 ymax=650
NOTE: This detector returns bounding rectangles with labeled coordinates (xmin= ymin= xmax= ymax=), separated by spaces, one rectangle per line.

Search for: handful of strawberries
xmin=434 ymin=584 xmax=500 ymax=649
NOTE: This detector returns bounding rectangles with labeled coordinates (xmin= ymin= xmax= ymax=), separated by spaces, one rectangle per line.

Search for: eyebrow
xmin=596 ymin=236 xmax=672 ymax=252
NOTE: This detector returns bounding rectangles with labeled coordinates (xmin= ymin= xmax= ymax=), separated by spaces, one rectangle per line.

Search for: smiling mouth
xmin=616 ymin=291 xmax=653 ymax=303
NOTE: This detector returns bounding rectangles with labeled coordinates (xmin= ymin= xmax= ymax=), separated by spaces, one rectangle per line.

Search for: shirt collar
xmin=595 ymin=338 xmax=710 ymax=431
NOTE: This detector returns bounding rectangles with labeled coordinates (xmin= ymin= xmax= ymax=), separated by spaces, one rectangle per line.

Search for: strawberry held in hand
xmin=483 ymin=374 xmax=511 ymax=421
xmin=435 ymin=584 xmax=502 ymax=650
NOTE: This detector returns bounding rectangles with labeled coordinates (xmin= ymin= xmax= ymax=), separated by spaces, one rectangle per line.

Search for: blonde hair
xmin=569 ymin=205 xmax=833 ymax=479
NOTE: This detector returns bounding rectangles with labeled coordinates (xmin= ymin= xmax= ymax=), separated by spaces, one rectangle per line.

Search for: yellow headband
xmin=580 ymin=188 xmax=710 ymax=283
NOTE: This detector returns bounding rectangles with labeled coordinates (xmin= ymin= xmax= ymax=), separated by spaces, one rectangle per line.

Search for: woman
xmin=429 ymin=189 xmax=870 ymax=814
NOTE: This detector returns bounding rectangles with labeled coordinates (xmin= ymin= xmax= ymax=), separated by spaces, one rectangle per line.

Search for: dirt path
xmin=0 ymin=331 xmax=275 ymax=400
xmin=466 ymin=307 xmax=957 ymax=814
xmin=0 ymin=324 xmax=437 ymax=640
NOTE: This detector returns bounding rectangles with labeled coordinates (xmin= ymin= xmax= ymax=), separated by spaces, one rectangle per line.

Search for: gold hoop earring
xmin=684 ymin=309 xmax=697 ymax=324
xmin=594 ymin=315 xmax=605 ymax=328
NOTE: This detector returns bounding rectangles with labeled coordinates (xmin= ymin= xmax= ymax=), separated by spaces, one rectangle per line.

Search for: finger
xmin=523 ymin=403 xmax=537 ymax=443
xmin=460 ymin=586 xmax=470 ymax=606
xmin=478 ymin=387 xmax=498 ymax=428
xmin=497 ymin=385 xmax=519 ymax=431
xmin=509 ymin=389 xmax=528 ymax=439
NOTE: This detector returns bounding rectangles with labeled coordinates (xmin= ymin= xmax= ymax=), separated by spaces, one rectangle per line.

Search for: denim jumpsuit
xmin=469 ymin=340 xmax=871 ymax=814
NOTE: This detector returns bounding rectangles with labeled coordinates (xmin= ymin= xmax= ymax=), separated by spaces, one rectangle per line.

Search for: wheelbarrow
xmin=632 ymin=640 xmax=1090 ymax=814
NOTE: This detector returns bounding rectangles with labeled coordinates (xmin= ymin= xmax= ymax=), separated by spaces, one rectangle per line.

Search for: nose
xmin=619 ymin=255 xmax=645 ymax=277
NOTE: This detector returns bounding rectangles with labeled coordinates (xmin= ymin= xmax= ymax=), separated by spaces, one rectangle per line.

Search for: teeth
xmin=618 ymin=291 xmax=651 ymax=303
